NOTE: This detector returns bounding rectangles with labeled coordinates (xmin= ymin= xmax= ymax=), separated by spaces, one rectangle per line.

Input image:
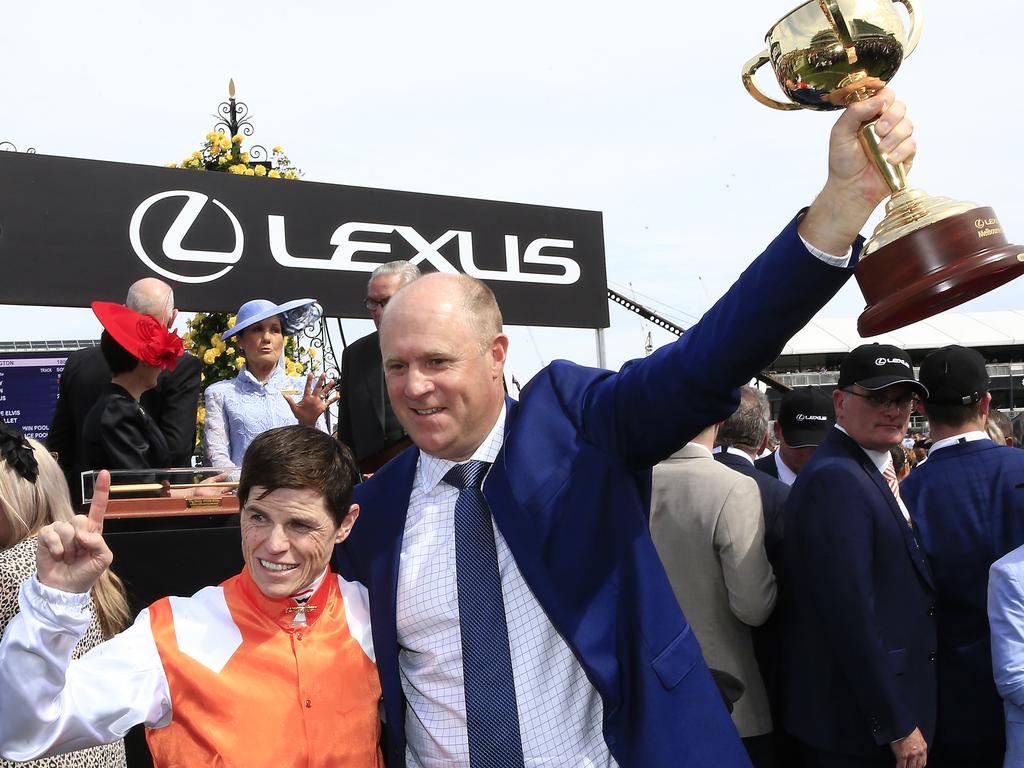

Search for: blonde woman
xmin=0 ymin=422 xmax=130 ymax=768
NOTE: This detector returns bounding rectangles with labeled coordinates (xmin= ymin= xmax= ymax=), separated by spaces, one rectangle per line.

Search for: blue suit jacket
xmin=753 ymin=453 xmax=780 ymax=480
xmin=902 ymin=438 xmax=1024 ymax=746
xmin=988 ymin=544 xmax=1024 ymax=767
xmin=781 ymin=428 xmax=937 ymax=756
xmin=337 ymin=217 xmax=855 ymax=767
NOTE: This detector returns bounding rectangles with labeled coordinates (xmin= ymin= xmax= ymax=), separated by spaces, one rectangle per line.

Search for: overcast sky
xmin=2 ymin=0 xmax=1021 ymax=387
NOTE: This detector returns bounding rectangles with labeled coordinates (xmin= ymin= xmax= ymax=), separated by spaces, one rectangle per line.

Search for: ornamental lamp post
xmin=212 ymin=79 xmax=273 ymax=172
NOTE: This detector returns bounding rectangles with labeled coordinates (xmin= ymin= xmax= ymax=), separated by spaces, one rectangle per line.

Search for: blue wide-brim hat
xmin=222 ymin=298 xmax=322 ymax=340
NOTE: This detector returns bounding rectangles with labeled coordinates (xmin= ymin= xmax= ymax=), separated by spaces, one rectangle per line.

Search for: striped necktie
xmin=882 ymin=458 xmax=902 ymax=502
xmin=444 ymin=460 xmax=525 ymax=768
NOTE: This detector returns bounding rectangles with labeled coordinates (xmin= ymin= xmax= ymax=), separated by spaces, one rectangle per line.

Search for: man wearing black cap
xmin=755 ymin=386 xmax=834 ymax=485
xmin=781 ymin=343 xmax=936 ymax=768
xmin=900 ymin=345 xmax=1024 ymax=767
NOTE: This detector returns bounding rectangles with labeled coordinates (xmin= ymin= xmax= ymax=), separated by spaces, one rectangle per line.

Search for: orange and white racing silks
xmin=145 ymin=567 xmax=383 ymax=768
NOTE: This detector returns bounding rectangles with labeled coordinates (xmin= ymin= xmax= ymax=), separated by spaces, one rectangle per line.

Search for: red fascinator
xmin=91 ymin=302 xmax=183 ymax=370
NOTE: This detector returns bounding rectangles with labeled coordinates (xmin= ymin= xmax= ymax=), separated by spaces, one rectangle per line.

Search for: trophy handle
xmin=742 ymin=50 xmax=802 ymax=111
xmin=892 ymin=0 xmax=924 ymax=56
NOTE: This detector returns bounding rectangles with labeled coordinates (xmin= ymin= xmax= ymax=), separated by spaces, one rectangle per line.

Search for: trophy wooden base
xmin=855 ymin=206 xmax=1024 ymax=337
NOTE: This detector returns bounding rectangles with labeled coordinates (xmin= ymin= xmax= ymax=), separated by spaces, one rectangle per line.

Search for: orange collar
xmin=236 ymin=566 xmax=336 ymax=631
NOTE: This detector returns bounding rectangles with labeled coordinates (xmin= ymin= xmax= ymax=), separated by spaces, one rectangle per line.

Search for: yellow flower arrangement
xmin=167 ymin=132 xmax=302 ymax=179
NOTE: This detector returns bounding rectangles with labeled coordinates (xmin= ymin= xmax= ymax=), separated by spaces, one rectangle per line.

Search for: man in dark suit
xmin=754 ymin=386 xmax=834 ymax=485
xmin=337 ymin=90 xmax=918 ymax=767
xmin=337 ymin=260 xmax=420 ymax=474
xmin=901 ymin=345 xmax=1024 ymax=767
xmin=782 ymin=343 xmax=935 ymax=767
xmin=715 ymin=385 xmax=789 ymax=565
xmin=47 ymin=278 xmax=201 ymax=503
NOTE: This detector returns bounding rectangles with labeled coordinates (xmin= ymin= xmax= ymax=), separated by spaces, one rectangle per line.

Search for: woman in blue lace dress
xmin=203 ymin=298 xmax=338 ymax=470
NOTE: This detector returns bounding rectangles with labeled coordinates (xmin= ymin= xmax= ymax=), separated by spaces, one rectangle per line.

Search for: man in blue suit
xmin=902 ymin=345 xmax=1024 ymax=767
xmin=988 ymin=544 xmax=1024 ymax=768
xmin=781 ymin=344 xmax=935 ymax=767
xmin=337 ymin=90 xmax=917 ymax=768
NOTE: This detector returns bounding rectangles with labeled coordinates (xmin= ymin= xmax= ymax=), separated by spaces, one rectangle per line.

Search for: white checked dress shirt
xmin=397 ymin=406 xmax=616 ymax=768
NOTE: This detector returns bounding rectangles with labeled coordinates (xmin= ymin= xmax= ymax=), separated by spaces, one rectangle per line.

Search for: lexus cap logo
xmin=875 ymin=357 xmax=910 ymax=368
xmin=129 ymin=191 xmax=243 ymax=284
xmin=795 ymin=414 xmax=828 ymax=421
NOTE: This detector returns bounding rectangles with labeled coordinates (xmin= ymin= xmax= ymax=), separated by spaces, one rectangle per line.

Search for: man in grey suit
xmin=337 ymin=260 xmax=420 ymax=474
xmin=714 ymin=385 xmax=793 ymax=765
xmin=651 ymin=419 xmax=777 ymax=767
xmin=715 ymin=386 xmax=789 ymax=566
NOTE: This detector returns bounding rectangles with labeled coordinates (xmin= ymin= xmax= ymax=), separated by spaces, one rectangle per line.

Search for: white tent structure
xmin=780 ymin=311 xmax=1024 ymax=358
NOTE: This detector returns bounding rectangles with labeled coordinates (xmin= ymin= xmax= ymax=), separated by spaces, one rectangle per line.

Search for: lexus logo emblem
xmin=129 ymin=191 xmax=243 ymax=283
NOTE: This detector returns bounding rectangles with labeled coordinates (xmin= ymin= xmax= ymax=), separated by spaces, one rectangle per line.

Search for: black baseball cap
xmin=838 ymin=343 xmax=928 ymax=397
xmin=918 ymin=345 xmax=989 ymax=405
xmin=779 ymin=387 xmax=835 ymax=448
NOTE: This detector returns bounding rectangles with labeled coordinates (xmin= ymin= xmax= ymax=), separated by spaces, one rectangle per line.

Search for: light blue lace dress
xmin=202 ymin=363 xmax=327 ymax=469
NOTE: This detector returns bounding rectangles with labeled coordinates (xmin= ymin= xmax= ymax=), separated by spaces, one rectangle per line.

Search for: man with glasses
xmin=781 ymin=343 xmax=936 ymax=768
xmin=337 ymin=260 xmax=421 ymax=474
xmin=902 ymin=346 xmax=1024 ymax=767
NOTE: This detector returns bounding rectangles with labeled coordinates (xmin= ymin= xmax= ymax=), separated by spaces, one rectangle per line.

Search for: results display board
xmin=0 ymin=353 xmax=68 ymax=441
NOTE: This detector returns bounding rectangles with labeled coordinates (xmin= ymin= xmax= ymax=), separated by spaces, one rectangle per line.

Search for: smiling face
xmin=240 ymin=486 xmax=358 ymax=599
xmin=379 ymin=275 xmax=507 ymax=462
xmin=834 ymin=384 xmax=915 ymax=452
xmin=237 ymin=317 xmax=284 ymax=372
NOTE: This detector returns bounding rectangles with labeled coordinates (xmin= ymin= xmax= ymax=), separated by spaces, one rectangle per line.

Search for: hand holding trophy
xmin=744 ymin=0 xmax=1024 ymax=336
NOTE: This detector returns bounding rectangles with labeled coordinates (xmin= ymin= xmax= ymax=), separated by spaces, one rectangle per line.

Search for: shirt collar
xmin=238 ymin=361 xmax=287 ymax=390
xmin=416 ymin=404 xmax=507 ymax=495
xmin=929 ymin=430 xmax=990 ymax=454
xmin=775 ymin=449 xmax=798 ymax=484
xmin=288 ymin=566 xmax=328 ymax=627
xmin=712 ymin=445 xmax=755 ymax=465
xmin=238 ymin=564 xmax=333 ymax=630
xmin=685 ymin=442 xmax=714 ymax=459
xmin=835 ymin=424 xmax=891 ymax=472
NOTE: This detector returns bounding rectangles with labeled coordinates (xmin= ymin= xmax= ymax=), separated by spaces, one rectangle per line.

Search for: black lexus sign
xmin=0 ymin=152 xmax=608 ymax=328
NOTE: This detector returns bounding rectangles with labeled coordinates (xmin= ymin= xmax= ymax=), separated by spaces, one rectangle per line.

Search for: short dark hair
xmin=238 ymin=426 xmax=358 ymax=526
xmin=924 ymin=400 xmax=983 ymax=430
xmin=99 ymin=330 xmax=140 ymax=375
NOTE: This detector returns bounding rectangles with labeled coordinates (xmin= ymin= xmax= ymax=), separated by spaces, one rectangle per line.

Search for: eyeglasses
xmin=843 ymin=389 xmax=919 ymax=412
xmin=364 ymin=297 xmax=390 ymax=311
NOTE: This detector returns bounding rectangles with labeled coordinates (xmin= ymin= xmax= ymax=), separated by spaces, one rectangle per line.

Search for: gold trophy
xmin=743 ymin=0 xmax=1024 ymax=336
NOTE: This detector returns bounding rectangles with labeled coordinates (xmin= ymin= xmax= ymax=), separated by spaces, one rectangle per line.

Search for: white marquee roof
xmin=780 ymin=310 xmax=1024 ymax=356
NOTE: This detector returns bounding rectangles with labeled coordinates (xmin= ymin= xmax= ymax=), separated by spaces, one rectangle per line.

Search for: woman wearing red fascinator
xmin=79 ymin=302 xmax=184 ymax=478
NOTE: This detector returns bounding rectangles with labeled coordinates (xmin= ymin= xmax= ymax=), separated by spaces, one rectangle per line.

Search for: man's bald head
xmin=126 ymin=278 xmax=176 ymax=327
xmin=378 ymin=272 xmax=508 ymax=461
xmin=381 ymin=273 xmax=503 ymax=352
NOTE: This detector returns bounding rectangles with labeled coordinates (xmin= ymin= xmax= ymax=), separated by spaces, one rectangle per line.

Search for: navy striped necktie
xmin=444 ymin=460 xmax=525 ymax=768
